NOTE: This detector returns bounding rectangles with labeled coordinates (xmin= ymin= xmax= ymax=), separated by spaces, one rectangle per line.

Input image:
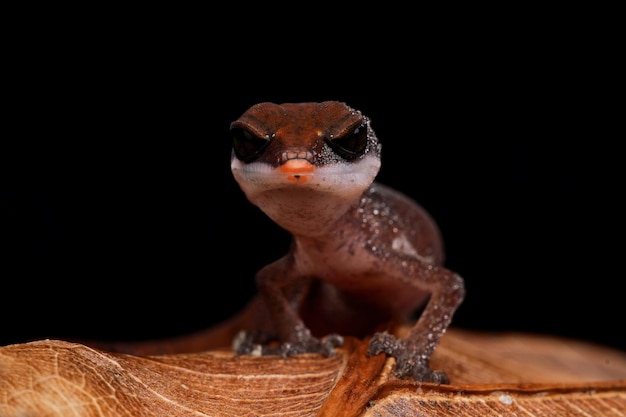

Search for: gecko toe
xmin=279 ymin=333 xmax=344 ymax=357
xmin=368 ymin=332 xmax=401 ymax=356
xmin=402 ymin=365 xmax=450 ymax=384
xmin=368 ymin=332 xmax=450 ymax=384
xmin=320 ymin=333 xmax=344 ymax=356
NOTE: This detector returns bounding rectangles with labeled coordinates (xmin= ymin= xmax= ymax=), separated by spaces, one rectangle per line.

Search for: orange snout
xmin=279 ymin=159 xmax=315 ymax=183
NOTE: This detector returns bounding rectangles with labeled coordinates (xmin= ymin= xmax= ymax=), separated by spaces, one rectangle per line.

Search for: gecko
xmin=229 ymin=101 xmax=466 ymax=384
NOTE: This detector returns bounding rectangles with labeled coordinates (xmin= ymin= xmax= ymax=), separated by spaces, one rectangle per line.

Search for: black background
xmin=2 ymin=20 xmax=623 ymax=354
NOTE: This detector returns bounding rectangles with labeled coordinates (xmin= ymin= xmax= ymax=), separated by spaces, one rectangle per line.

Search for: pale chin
xmin=230 ymin=156 xmax=381 ymax=236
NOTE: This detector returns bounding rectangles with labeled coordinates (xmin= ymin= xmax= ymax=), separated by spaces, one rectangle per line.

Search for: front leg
xmin=234 ymin=256 xmax=343 ymax=357
xmin=368 ymin=264 xmax=465 ymax=384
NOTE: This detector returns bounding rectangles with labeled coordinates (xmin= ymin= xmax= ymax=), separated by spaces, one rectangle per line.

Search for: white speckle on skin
xmin=392 ymin=234 xmax=435 ymax=263
xmin=392 ymin=234 xmax=418 ymax=256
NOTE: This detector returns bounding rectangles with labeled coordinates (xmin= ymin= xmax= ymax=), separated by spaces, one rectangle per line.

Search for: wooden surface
xmin=1 ymin=328 xmax=625 ymax=416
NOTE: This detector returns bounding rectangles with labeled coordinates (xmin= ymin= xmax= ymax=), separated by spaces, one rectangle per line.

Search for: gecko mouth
xmin=279 ymin=159 xmax=315 ymax=183
xmin=231 ymin=154 xmax=381 ymax=194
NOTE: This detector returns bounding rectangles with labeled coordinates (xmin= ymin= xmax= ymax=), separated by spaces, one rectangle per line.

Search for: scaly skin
xmin=230 ymin=101 xmax=465 ymax=383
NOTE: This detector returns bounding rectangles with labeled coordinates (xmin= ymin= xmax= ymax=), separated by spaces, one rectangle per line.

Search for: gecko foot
xmin=233 ymin=327 xmax=344 ymax=358
xmin=276 ymin=332 xmax=344 ymax=357
xmin=368 ymin=332 xmax=450 ymax=384
xmin=233 ymin=330 xmax=276 ymax=356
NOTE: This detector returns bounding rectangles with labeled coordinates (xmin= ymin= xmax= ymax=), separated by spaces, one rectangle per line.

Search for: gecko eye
xmin=326 ymin=123 xmax=368 ymax=161
xmin=231 ymin=127 xmax=270 ymax=162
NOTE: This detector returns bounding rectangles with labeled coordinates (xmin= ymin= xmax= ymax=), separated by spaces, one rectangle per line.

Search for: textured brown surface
xmin=1 ymin=328 xmax=625 ymax=416
xmin=363 ymin=383 xmax=626 ymax=416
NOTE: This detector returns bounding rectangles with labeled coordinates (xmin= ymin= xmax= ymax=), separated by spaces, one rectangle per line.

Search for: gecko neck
xmin=251 ymin=186 xmax=363 ymax=237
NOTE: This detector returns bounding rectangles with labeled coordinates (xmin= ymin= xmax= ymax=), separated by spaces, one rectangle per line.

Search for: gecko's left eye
xmin=231 ymin=127 xmax=270 ymax=163
xmin=326 ymin=123 xmax=368 ymax=161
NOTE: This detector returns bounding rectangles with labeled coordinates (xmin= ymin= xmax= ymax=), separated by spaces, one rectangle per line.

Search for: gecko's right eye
xmin=326 ymin=123 xmax=368 ymax=161
xmin=231 ymin=127 xmax=270 ymax=162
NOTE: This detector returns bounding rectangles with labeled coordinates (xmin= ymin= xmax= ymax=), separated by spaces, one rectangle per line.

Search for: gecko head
xmin=230 ymin=101 xmax=381 ymax=198
xmin=229 ymin=101 xmax=382 ymax=235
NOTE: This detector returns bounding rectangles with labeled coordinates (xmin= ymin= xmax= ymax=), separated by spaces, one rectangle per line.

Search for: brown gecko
xmin=229 ymin=101 xmax=465 ymax=383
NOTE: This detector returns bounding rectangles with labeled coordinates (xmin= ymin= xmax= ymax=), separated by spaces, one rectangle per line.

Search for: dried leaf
xmin=1 ymin=328 xmax=625 ymax=416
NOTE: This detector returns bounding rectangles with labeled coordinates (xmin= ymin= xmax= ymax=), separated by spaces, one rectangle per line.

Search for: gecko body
xmin=230 ymin=101 xmax=465 ymax=383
